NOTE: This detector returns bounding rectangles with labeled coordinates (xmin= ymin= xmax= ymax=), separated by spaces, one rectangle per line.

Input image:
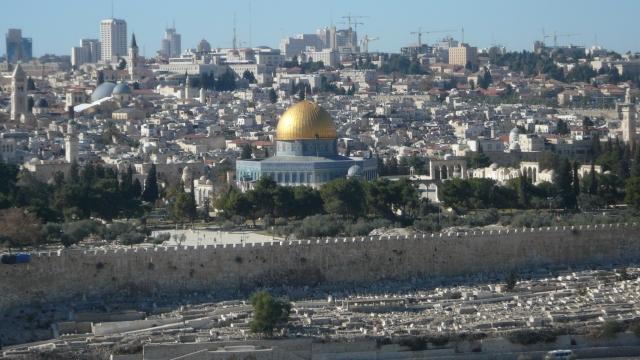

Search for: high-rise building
xmin=10 ymin=63 xmax=27 ymax=121
xmin=5 ymin=29 xmax=32 ymax=64
xmin=158 ymin=27 xmax=181 ymax=59
xmin=448 ymin=43 xmax=478 ymax=66
xmin=100 ymin=18 xmax=127 ymax=62
xmin=279 ymin=34 xmax=324 ymax=59
xmin=71 ymin=39 xmax=100 ymax=67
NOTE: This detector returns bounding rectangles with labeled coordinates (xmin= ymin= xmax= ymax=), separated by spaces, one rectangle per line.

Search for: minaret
xmin=199 ymin=87 xmax=205 ymax=103
xmin=10 ymin=63 xmax=27 ymax=121
xmin=621 ymin=88 xmax=637 ymax=147
xmin=65 ymin=134 xmax=78 ymax=163
xmin=128 ymin=33 xmax=139 ymax=81
xmin=184 ymin=73 xmax=192 ymax=100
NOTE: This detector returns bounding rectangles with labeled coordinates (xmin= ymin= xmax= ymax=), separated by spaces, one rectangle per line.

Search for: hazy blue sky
xmin=2 ymin=0 xmax=639 ymax=57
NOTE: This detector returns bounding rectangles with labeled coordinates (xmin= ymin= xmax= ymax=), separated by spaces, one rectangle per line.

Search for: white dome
xmin=347 ymin=164 xmax=363 ymax=178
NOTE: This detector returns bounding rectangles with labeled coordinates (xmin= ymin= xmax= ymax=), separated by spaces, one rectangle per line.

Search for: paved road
xmin=151 ymin=228 xmax=283 ymax=246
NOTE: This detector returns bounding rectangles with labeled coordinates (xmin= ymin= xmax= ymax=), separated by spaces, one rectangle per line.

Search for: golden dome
xmin=276 ymin=101 xmax=337 ymax=141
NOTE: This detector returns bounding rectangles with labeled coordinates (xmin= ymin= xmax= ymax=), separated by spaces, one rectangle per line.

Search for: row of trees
xmin=198 ymin=69 xmax=237 ymax=91
xmin=215 ymin=177 xmax=424 ymax=225
xmin=0 ymin=160 xmax=162 ymax=248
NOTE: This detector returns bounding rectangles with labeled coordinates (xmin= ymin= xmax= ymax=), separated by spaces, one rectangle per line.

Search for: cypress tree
xmin=142 ymin=164 xmax=159 ymax=203
xmin=132 ymin=178 xmax=142 ymax=198
xmin=572 ymin=161 xmax=580 ymax=198
xmin=632 ymin=146 xmax=640 ymax=177
xmin=589 ymin=162 xmax=598 ymax=195
xmin=554 ymin=158 xmax=575 ymax=209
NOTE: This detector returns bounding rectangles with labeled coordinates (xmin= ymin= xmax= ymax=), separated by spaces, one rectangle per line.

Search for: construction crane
xmin=553 ymin=32 xmax=580 ymax=47
xmin=409 ymin=28 xmax=457 ymax=47
xmin=341 ymin=13 xmax=368 ymax=29
xmin=360 ymin=35 xmax=379 ymax=53
xmin=541 ymin=29 xmax=552 ymax=45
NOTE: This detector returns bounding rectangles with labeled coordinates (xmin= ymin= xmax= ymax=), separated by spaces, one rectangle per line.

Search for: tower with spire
xmin=10 ymin=63 xmax=27 ymax=121
xmin=128 ymin=33 xmax=139 ymax=81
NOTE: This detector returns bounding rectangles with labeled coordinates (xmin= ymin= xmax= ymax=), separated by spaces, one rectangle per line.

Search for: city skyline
xmin=2 ymin=0 xmax=640 ymax=58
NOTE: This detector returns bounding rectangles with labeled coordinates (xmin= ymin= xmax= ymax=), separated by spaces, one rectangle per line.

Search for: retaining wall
xmin=1 ymin=223 xmax=639 ymax=312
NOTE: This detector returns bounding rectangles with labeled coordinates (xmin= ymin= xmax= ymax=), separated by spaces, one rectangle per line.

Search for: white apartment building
xmin=303 ymin=48 xmax=340 ymax=67
xmin=71 ymin=39 xmax=100 ymax=67
xmin=100 ymin=18 xmax=127 ymax=63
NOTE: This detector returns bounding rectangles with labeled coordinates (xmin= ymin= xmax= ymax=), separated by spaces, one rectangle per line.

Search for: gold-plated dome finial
xmin=275 ymin=100 xmax=337 ymax=141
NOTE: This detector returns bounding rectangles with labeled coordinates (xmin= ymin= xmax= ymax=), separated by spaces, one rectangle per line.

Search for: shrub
xmin=597 ymin=320 xmax=625 ymax=339
xmin=507 ymin=329 xmax=557 ymax=345
xmin=119 ymin=231 xmax=145 ymax=246
xmin=509 ymin=210 xmax=553 ymax=228
xmin=295 ymin=214 xmax=343 ymax=238
xmin=344 ymin=218 xmax=393 ymax=236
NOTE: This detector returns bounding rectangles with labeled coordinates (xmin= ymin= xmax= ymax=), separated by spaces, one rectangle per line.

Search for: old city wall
xmin=1 ymin=223 xmax=640 ymax=312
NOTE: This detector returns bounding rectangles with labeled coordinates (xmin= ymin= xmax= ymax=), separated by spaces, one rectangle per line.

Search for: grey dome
xmin=113 ymin=83 xmax=132 ymax=95
xmin=197 ymin=39 xmax=211 ymax=52
xmin=91 ymin=82 xmax=116 ymax=102
xmin=347 ymin=164 xmax=363 ymax=178
xmin=510 ymin=127 xmax=520 ymax=135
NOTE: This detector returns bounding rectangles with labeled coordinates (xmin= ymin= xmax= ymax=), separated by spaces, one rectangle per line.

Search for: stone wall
xmin=1 ymin=223 xmax=639 ymax=313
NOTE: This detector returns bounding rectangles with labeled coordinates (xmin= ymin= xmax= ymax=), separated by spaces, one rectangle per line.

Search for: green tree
xmin=242 ymin=70 xmax=256 ymax=84
xmin=624 ymin=177 xmax=640 ymax=210
xmin=26 ymin=76 xmax=36 ymax=91
xmin=556 ymin=119 xmax=570 ymax=135
xmin=320 ymin=178 xmax=367 ymax=218
xmin=632 ymin=146 xmax=640 ymax=177
xmin=240 ymin=144 xmax=253 ymax=160
xmin=216 ymin=69 xmax=237 ymax=91
xmin=478 ymin=67 xmax=492 ymax=89
xmin=554 ymin=158 xmax=576 ymax=209
xmin=588 ymin=163 xmax=598 ymax=195
xmin=572 ymin=161 xmax=580 ymax=199
xmin=268 ymin=88 xmax=278 ymax=104
xmin=171 ymin=185 xmax=197 ymax=223
xmin=142 ymin=164 xmax=159 ymax=204
xmin=272 ymin=186 xmax=295 ymax=218
xmin=518 ymin=173 xmax=530 ymax=208
xmin=505 ymin=271 xmax=519 ymax=291
xmin=467 ymin=149 xmax=492 ymax=169
xmin=292 ymin=186 xmax=324 ymax=218
xmin=249 ymin=291 xmax=291 ymax=337
xmin=131 ymin=178 xmax=142 ymax=198
xmin=247 ymin=177 xmax=278 ymax=221
xmin=215 ymin=186 xmax=252 ymax=221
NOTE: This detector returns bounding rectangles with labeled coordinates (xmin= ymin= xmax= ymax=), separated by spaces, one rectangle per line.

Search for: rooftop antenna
xmin=110 ymin=0 xmax=114 ymax=18
xmin=232 ymin=13 xmax=237 ymax=50
xmin=461 ymin=26 xmax=465 ymax=43
xmin=248 ymin=1 xmax=252 ymax=48
xmin=172 ymin=19 xmax=175 ymax=30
